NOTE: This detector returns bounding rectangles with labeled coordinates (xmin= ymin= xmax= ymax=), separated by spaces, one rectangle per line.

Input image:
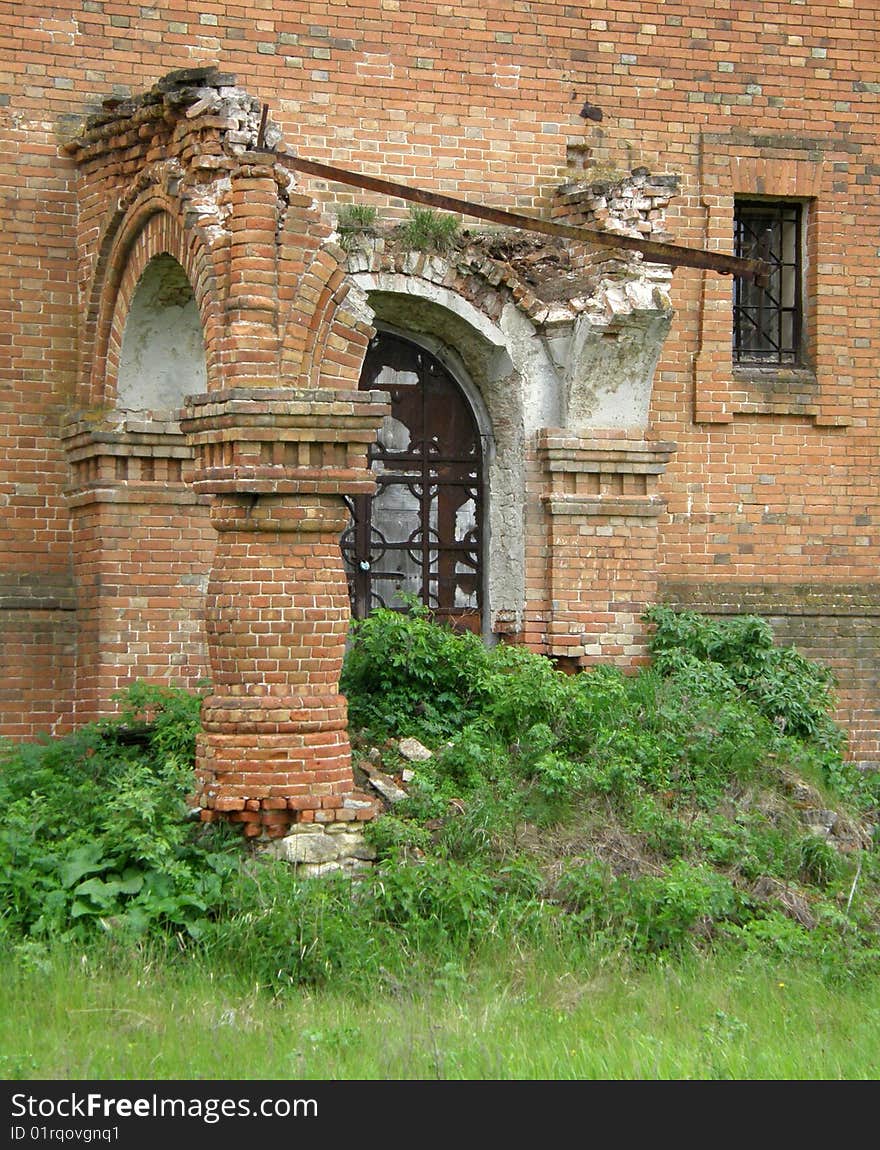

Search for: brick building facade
xmin=2 ymin=1 xmax=878 ymax=835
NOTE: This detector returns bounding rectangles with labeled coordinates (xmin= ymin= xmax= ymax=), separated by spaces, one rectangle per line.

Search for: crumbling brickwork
xmin=2 ymin=2 xmax=879 ymax=806
xmin=53 ymin=68 xmax=391 ymax=834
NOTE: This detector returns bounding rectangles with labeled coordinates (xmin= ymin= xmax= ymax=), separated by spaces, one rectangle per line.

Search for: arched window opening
xmin=341 ymin=332 xmax=485 ymax=632
xmin=117 ymin=253 xmax=206 ymax=411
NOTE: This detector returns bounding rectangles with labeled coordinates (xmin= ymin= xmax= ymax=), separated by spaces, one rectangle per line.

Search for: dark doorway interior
xmin=341 ymin=332 xmax=484 ymax=631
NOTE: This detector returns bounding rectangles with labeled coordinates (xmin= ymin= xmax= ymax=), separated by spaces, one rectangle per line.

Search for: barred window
xmin=733 ymin=200 xmax=804 ymax=366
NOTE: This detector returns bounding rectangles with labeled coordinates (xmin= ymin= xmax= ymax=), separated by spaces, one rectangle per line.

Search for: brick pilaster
xmin=61 ymin=414 xmax=212 ymax=723
xmin=537 ymin=430 xmax=675 ymax=667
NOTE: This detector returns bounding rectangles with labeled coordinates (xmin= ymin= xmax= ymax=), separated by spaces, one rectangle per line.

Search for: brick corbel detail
xmin=180 ymin=387 xmax=390 ymax=838
xmin=538 ymin=430 xmax=675 ymax=666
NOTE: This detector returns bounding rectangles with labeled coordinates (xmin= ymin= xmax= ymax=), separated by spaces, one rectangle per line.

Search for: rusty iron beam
xmin=273 ymin=147 xmax=767 ymax=281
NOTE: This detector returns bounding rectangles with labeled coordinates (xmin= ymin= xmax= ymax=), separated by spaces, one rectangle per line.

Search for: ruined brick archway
xmin=59 ymin=67 xmax=681 ymax=841
xmin=78 ymin=179 xmax=226 ymax=411
xmin=63 ymin=68 xmax=389 ymax=839
xmin=346 ymin=237 xmax=677 ymax=660
xmin=5 ymin=4 xmax=880 ymax=778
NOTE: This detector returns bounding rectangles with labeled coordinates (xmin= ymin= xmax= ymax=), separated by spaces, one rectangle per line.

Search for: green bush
xmin=342 ymin=603 xmax=861 ymax=826
xmin=646 ymin=605 xmax=844 ymax=750
xmin=363 ymin=811 xmax=433 ymax=861
xmin=626 ymin=861 xmax=742 ymax=953
xmin=341 ymin=604 xmax=489 ymax=739
xmin=0 ymin=683 xmax=239 ymax=941
xmin=1 ymin=605 xmax=875 ymax=988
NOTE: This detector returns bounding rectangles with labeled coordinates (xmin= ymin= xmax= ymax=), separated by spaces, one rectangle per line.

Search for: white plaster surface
xmin=117 ymin=254 xmax=207 ymax=411
xmin=565 ymin=309 xmax=671 ymax=431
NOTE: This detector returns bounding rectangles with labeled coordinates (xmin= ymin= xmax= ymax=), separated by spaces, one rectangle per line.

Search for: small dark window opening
xmin=733 ymin=200 xmax=804 ymax=366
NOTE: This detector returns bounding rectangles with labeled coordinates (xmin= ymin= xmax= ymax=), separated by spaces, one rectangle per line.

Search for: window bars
xmin=733 ymin=201 xmax=803 ymax=366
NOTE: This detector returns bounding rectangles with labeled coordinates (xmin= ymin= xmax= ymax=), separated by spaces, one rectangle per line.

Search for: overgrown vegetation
xmin=335 ymin=202 xmax=379 ymax=252
xmin=338 ymin=603 xmax=879 ymax=981
xmin=396 ymin=205 xmax=461 ymax=254
xmin=2 ymin=607 xmax=878 ymax=1020
xmin=0 ymin=682 xmax=242 ymax=943
xmin=333 ymin=203 xmax=462 ymax=257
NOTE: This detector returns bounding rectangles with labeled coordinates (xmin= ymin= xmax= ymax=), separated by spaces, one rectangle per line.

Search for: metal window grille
xmin=733 ymin=201 xmax=803 ymax=365
xmin=340 ymin=333 xmax=484 ymax=632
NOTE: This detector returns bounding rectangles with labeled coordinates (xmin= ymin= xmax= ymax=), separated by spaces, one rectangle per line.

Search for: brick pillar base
xmin=537 ymin=430 xmax=676 ymax=667
xmin=196 ymin=496 xmax=375 ymax=837
xmin=62 ymin=414 xmax=213 ymax=723
xmin=182 ymin=387 xmax=389 ymax=837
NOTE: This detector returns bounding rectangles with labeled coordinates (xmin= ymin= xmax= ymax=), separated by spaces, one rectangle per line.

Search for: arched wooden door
xmin=341 ymin=333 xmax=484 ymax=631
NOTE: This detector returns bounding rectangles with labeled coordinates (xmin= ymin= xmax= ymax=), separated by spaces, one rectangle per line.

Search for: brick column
xmin=181 ymin=386 xmax=389 ymax=838
xmin=219 ymin=167 xmax=282 ymax=387
xmin=537 ymin=430 xmax=675 ymax=667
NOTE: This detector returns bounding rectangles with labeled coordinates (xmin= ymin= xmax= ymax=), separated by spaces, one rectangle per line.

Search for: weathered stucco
xmin=117 ymin=253 xmax=207 ymax=411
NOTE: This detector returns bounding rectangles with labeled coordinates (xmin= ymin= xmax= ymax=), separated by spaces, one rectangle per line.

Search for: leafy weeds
xmin=0 ymin=683 xmax=239 ymax=941
xmin=2 ymin=607 xmax=878 ymax=994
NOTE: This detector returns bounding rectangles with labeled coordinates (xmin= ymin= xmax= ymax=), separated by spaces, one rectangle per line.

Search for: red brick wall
xmin=2 ymin=1 xmax=879 ymax=758
xmin=65 ymin=474 xmax=214 ymax=725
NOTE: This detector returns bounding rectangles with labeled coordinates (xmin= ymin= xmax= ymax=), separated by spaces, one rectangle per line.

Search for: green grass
xmin=396 ymin=206 xmax=461 ymax=254
xmin=1 ymin=943 xmax=878 ymax=1079
xmin=2 ymin=608 xmax=878 ymax=1081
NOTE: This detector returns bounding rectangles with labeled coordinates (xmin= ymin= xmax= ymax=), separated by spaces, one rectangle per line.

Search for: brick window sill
xmin=729 ymin=364 xmax=820 ymax=417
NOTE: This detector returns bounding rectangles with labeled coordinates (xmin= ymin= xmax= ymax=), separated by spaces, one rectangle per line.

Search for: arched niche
xmin=116 ymin=253 xmax=207 ymax=412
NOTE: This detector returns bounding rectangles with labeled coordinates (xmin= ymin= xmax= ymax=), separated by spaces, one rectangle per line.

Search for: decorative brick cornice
xmin=538 ymin=431 xmax=676 ymax=469
xmin=538 ymin=430 xmax=675 ymax=519
xmin=61 ymin=413 xmax=196 ymax=505
xmin=180 ymin=386 xmax=389 ymax=498
xmin=542 ymin=495 xmax=668 ymax=518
